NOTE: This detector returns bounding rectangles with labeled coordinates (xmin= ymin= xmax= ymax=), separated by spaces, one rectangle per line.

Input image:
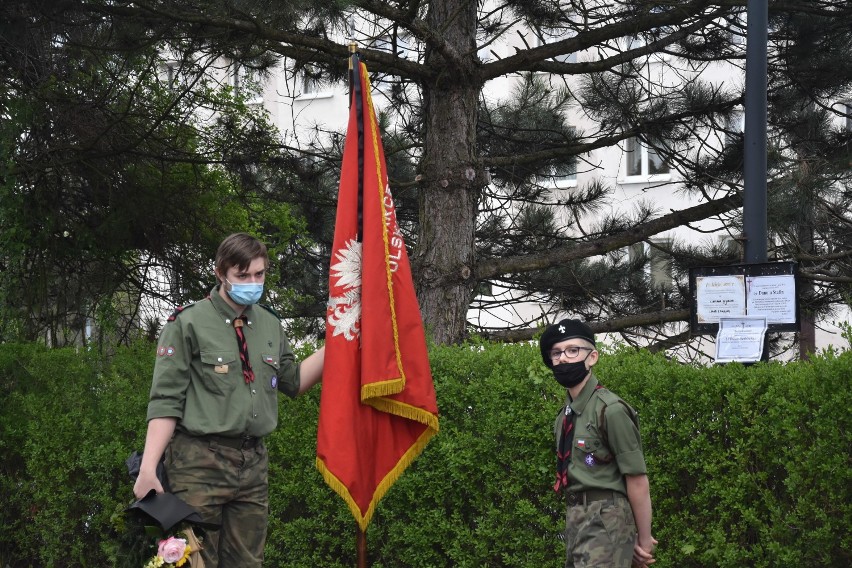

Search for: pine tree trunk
xmin=412 ymin=0 xmax=486 ymax=345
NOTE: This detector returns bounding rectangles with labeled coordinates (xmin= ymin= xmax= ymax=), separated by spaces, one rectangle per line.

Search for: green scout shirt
xmin=555 ymin=374 xmax=646 ymax=494
xmin=147 ymin=285 xmax=301 ymax=438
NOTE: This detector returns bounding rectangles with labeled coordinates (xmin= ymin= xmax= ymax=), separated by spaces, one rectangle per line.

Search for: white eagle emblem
xmin=327 ymin=238 xmax=362 ymax=341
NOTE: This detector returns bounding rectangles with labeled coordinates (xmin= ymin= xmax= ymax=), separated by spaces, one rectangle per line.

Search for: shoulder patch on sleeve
xmin=166 ymin=303 xmax=196 ymax=322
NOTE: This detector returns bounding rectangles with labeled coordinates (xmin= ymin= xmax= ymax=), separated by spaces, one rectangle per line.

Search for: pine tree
xmin=4 ymin=1 xmax=851 ymax=353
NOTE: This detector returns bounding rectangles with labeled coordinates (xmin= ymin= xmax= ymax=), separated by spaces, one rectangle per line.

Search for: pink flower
xmin=157 ymin=536 xmax=188 ymax=564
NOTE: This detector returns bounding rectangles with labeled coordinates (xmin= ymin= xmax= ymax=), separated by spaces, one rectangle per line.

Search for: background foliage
xmin=0 ymin=341 xmax=849 ymax=567
xmin=3 ymin=1 xmax=850 ymax=351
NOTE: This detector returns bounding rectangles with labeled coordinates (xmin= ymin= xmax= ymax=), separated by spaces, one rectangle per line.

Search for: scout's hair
xmin=215 ymin=233 xmax=269 ymax=274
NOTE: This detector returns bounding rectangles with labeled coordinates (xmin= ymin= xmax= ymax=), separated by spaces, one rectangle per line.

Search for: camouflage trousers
xmin=564 ymin=492 xmax=636 ymax=568
xmin=165 ymin=431 xmax=269 ymax=567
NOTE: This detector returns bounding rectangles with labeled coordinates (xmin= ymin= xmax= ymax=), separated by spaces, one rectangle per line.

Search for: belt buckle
xmin=566 ymin=492 xmax=581 ymax=506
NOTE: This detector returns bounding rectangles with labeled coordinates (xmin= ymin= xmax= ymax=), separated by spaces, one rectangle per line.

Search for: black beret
xmin=539 ymin=319 xmax=596 ymax=367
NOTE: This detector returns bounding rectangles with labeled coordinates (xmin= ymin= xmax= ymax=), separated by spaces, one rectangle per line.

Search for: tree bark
xmin=412 ymin=0 xmax=486 ymax=344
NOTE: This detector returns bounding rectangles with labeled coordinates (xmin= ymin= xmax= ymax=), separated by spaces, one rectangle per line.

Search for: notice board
xmin=688 ymin=262 xmax=799 ymax=334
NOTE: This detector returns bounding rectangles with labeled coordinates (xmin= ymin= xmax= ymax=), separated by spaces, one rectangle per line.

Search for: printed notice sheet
xmin=696 ymin=275 xmax=746 ymax=323
xmin=715 ymin=317 xmax=768 ymax=363
xmin=745 ymin=274 xmax=796 ymax=324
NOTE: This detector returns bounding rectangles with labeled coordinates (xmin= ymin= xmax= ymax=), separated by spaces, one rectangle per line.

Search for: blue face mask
xmin=226 ymin=279 xmax=264 ymax=305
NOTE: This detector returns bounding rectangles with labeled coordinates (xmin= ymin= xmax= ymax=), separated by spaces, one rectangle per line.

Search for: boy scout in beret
xmin=133 ymin=233 xmax=325 ymax=567
xmin=540 ymin=318 xmax=656 ymax=568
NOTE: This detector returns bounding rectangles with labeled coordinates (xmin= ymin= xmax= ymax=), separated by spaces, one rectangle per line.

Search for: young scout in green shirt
xmin=133 ymin=233 xmax=325 ymax=567
xmin=540 ymin=319 xmax=657 ymax=568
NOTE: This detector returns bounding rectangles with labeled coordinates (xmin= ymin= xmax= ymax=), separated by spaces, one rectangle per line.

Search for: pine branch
xmin=474 ymin=192 xmax=743 ymax=281
xmin=479 ymin=308 xmax=691 ymax=342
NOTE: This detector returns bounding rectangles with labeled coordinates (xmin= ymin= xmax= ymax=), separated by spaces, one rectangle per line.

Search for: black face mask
xmin=551 ymin=357 xmax=591 ymax=388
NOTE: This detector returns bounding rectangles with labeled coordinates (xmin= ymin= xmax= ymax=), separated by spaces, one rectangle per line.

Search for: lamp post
xmin=743 ymin=0 xmax=768 ymax=265
xmin=743 ymin=0 xmax=769 ymax=361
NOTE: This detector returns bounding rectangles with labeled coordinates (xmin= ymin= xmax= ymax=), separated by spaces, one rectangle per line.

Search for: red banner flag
xmin=316 ymin=57 xmax=439 ymax=532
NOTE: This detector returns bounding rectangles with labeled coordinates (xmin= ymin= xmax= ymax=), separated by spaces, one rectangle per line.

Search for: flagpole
xmin=357 ymin=527 xmax=368 ymax=568
xmin=349 ymin=41 xmax=369 ymax=568
xmin=349 ymin=42 xmax=365 ymax=244
xmin=325 ymin=40 xmax=435 ymax=566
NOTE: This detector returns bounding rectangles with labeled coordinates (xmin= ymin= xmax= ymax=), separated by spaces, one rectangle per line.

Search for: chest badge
xmin=584 ymin=454 xmax=596 ymax=467
xmin=270 ymin=375 xmax=278 ymax=389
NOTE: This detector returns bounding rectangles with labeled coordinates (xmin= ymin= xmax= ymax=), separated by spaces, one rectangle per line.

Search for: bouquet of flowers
xmin=124 ymin=455 xmax=207 ymax=567
xmin=143 ymin=532 xmax=193 ymax=568
xmin=140 ymin=523 xmax=206 ymax=568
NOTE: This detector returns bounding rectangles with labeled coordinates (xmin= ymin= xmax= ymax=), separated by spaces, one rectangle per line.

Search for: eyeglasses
xmin=549 ymin=346 xmax=594 ymax=362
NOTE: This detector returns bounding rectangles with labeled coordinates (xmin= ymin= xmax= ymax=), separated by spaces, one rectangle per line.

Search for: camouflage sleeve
xmin=146 ymin=318 xmax=192 ymax=421
xmin=276 ymin=325 xmax=300 ymax=399
xmin=604 ymin=403 xmax=647 ymax=475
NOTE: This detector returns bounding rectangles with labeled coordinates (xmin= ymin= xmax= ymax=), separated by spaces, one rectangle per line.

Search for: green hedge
xmin=0 ymin=340 xmax=849 ymax=566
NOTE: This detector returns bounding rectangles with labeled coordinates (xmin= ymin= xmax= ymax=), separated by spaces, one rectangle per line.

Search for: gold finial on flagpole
xmin=348 ymin=42 xmax=358 ymax=69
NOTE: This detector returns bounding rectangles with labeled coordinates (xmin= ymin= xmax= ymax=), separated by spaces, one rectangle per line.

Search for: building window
xmin=724 ymin=108 xmax=745 ymax=147
xmin=370 ymin=34 xmax=411 ymax=97
xmin=296 ymin=67 xmax=332 ymax=99
xmin=546 ymin=160 xmax=577 ymax=187
xmin=720 ymin=235 xmax=743 ymax=261
xmin=555 ymin=161 xmax=577 ymax=186
xmin=628 ymin=242 xmax=645 ymax=266
xmin=160 ymin=61 xmax=186 ymax=88
xmin=648 ymin=239 xmax=674 ymax=291
xmin=629 ymin=240 xmax=673 ymax=290
xmin=301 ymin=73 xmax=321 ymax=95
xmin=301 ymin=73 xmax=315 ymax=94
xmin=729 ymin=10 xmax=747 ymax=46
xmin=232 ymin=64 xmax=263 ymax=104
xmin=624 ymin=137 xmax=669 ymax=177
